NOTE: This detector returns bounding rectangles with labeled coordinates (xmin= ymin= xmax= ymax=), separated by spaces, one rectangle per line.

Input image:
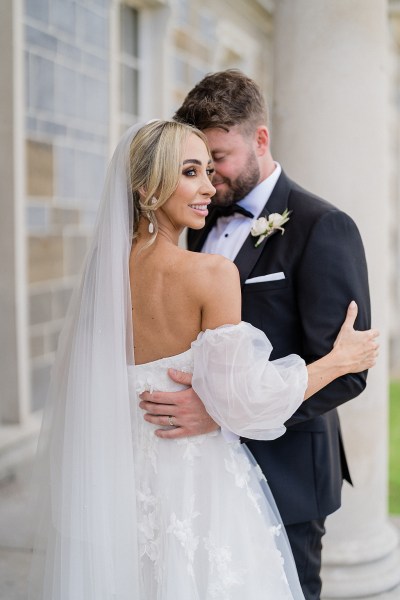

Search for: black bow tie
xmin=213 ymin=203 xmax=254 ymax=219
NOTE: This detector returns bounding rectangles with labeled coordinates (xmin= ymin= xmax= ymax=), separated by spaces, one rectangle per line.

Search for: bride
xmin=29 ymin=120 xmax=378 ymax=600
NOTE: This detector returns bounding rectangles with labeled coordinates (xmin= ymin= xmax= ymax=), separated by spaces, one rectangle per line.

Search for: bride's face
xmin=159 ymin=134 xmax=216 ymax=231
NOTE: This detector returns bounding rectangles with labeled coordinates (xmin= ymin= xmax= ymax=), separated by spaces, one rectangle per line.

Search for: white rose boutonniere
xmin=250 ymin=209 xmax=291 ymax=248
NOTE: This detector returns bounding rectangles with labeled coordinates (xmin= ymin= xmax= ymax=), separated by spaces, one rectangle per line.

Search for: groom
xmin=140 ymin=70 xmax=371 ymax=599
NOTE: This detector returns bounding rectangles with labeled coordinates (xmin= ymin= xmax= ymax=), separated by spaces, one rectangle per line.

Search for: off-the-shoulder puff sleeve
xmin=191 ymin=322 xmax=308 ymax=440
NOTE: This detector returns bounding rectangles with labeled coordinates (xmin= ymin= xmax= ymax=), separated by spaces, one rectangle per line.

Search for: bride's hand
xmin=332 ymin=301 xmax=379 ymax=375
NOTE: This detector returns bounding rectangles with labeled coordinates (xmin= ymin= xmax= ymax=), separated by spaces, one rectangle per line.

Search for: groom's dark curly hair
xmin=174 ymin=69 xmax=268 ymax=135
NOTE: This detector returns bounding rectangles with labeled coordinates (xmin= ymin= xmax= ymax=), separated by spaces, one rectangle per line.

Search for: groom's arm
xmin=139 ymin=375 xmax=219 ymax=439
xmin=285 ymin=209 xmax=371 ymax=426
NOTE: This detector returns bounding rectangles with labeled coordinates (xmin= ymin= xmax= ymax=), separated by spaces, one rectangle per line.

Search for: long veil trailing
xmin=29 ymin=123 xmax=144 ymax=600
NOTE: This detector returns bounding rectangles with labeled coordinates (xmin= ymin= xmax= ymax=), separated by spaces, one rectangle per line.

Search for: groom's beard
xmin=212 ymin=150 xmax=260 ymax=207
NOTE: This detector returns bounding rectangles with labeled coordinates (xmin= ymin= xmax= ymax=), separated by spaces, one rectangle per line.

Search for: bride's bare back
xmin=130 ymin=239 xmax=241 ymax=365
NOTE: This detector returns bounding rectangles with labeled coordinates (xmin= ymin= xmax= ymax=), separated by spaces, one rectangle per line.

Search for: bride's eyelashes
xmin=182 ymin=166 xmax=215 ymax=178
xmin=182 ymin=167 xmax=197 ymax=177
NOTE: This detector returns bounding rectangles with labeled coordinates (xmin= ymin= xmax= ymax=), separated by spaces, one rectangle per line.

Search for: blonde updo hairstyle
xmin=130 ymin=120 xmax=210 ymax=247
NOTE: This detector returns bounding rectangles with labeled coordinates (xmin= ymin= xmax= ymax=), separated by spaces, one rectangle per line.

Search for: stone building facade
xmin=0 ymin=0 xmax=399 ymax=597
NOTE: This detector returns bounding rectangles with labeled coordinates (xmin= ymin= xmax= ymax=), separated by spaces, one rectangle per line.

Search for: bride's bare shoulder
xmin=182 ymin=250 xmax=241 ymax=326
xmin=171 ymin=248 xmax=241 ymax=326
xmin=186 ymin=249 xmax=239 ymax=277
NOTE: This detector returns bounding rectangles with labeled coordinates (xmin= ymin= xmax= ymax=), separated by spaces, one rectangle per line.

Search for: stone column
xmin=272 ymin=0 xmax=400 ymax=597
xmin=0 ymin=0 xmax=29 ymax=425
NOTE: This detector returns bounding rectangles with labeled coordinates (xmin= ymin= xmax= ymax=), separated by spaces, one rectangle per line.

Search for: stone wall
xmin=168 ymin=0 xmax=273 ymax=116
xmin=24 ymin=0 xmax=110 ymax=410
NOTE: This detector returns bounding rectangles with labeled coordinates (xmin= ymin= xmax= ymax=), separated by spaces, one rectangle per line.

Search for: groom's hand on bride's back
xmin=139 ymin=369 xmax=219 ymax=439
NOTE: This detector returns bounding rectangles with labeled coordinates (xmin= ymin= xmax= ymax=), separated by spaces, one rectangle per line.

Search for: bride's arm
xmin=188 ymin=261 xmax=379 ymax=440
xmin=201 ymin=259 xmax=378 ymax=400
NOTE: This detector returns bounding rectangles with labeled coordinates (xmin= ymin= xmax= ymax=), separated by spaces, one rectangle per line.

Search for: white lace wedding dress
xmin=129 ymin=322 xmax=307 ymax=599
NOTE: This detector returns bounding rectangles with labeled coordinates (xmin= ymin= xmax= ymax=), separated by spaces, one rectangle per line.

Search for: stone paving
xmin=1 ymin=459 xmax=399 ymax=600
xmin=0 ymin=460 xmax=34 ymax=600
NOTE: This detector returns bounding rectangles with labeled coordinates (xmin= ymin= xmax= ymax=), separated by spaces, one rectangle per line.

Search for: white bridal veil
xmin=29 ymin=124 xmax=144 ymax=600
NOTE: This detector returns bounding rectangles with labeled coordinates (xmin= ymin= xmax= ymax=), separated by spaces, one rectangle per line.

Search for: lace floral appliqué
xmin=225 ymin=444 xmax=263 ymax=513
xmin=176 ymin=435 xmax=206 ymax=464
xmin=203 ymin=534 xmax=246 ymax=599
xmin=137 ymin=485 xmax=161 ymax=564
xmin=167 ymin=495 xmax=200 ymax=576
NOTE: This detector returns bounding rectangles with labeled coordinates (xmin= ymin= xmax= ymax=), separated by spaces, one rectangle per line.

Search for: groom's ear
xmin=255 ymin=126 xmax=269 ymax=156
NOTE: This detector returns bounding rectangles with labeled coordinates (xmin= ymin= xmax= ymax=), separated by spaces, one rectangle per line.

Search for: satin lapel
xmin=234 ymin=171 xmax=292 ymax=287
xmin=187 ymin=206 xmax=220 ymax=252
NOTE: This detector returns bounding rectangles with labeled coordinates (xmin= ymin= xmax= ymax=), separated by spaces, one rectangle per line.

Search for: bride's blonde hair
xmin=130 ymin=120 xmax=210 ymax=246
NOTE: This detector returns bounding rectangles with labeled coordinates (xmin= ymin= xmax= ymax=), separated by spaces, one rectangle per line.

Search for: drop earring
xmin=148 ymin=197 xmax=157 ymax=234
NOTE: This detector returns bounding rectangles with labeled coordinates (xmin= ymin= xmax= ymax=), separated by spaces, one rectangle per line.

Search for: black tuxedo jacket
xmin=188 ymin=170 xmax=371 ymax=525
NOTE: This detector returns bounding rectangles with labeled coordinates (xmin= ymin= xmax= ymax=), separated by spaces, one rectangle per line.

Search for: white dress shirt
xmin=202 ymin=163 xmax=282 ymax=260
